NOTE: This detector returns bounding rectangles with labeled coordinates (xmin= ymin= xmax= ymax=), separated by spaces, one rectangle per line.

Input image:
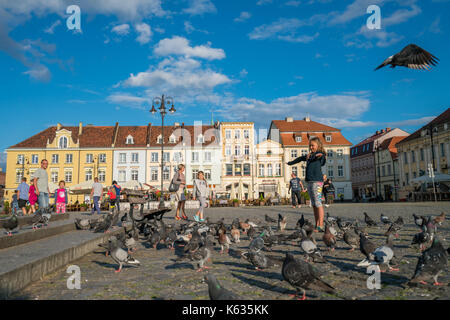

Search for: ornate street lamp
xmin=151 ymin=95 xmax=175 ymax=209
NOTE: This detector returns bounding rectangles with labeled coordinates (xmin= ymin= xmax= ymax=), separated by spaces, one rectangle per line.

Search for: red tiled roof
xmin=149 ymin=125 xmax=220 ymax=147
xmin=379 ymin=136 xmax=407 ymax=159
xmin=114 ymin=125 xmax=150 ymax=148
xmin=272 ymin=119 xmax=340 ymax=133
xmin=280 ymin=132 xmax=352 ymax=147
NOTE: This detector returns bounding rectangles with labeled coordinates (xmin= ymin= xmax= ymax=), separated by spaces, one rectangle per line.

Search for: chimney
xmin=174 ymin=122 xmax=180 ymax=127
xmin=57 ymin=123 xmax=62 ymax=130
xmin=304 ymin=116 xmax=311 ymax=122
xmin=181 ymin=122 xmax=185 ymax=127
xmin=286 ymin=117 xmax=294 ymax=122
xmin=79 ymin=122 xmax=83 ymax=135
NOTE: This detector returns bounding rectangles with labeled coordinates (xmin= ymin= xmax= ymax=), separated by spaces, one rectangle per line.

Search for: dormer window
xmin=295 ymin=136 xmax=302 ymax=143
xmin=157 ymin=135 xmax=163 ymax=144
xmin=197 ymin=134 xmax=205 ymax=143
xmin=325 ymin=135 xmax=332 ymax=143
xmin=169 ymin=135 xmax=176 ymax=143
xmin=126 ymin=135 xmax=134 ymax=145
xmin=59 ymin=136 xmax=68 ymax=149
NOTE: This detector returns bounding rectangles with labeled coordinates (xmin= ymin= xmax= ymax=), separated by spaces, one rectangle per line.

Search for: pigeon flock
xmin=70 ymin=207 xmax=449 ymax=300
xmin=0 ymin=208 xmax=53 ymax=236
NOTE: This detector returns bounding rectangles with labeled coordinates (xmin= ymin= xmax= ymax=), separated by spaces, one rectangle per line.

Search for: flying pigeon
xmin=242 ymin=249 xmax=281 ymax=271
xmin=363 ymin=212 xmax=377 ymax=227
xmin=375 ymin=44 xmax=439 ymax=71
xmin=282 ymin=253 xmax=335 ymax=300
xmin=409 ymin=237 xmax=448 ymax=286
xmin=1 ymin=214 xmax=19 ymax=236
xmin=204 ymin=273 xmax=240 ymax=300
xmin=278 ymin=213 xmax=287 ymax=232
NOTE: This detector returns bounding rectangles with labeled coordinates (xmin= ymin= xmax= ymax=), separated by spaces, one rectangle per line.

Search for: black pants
xmin=291 ymin=190 xmax=301 ymax=206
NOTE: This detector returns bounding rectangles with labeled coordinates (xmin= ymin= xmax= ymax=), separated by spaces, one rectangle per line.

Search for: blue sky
xmin=1 ymin=0 xmax=449 ymax=169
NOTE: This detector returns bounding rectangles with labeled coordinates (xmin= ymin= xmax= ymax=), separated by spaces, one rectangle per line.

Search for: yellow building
xmin=5 ymin=123 xmax=116 ymax=204
xmin=396 ymin=108 xmax=450 ymax=200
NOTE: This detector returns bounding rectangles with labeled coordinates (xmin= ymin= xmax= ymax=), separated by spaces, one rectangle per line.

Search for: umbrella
xmin=411 ymin=173 xmax=450 ymax=184
xmin=69 ymin=180 xmax=107 ymax=195
xmin=248 ymin=182 xmax=254 ymax=200
xmin=238 ymin=179 xmax=244 ymax=200
xmin=121 ymin=180 xmax=151 ymax=191
xmin=230 ymin=183 xmax=235 ymax=199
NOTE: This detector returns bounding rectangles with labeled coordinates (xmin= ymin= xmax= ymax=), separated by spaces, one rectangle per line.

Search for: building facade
xmin=268 ymin=116 xmax=353 ymax=200
xmin=350 ymin=128 xmax=409 ymax=200
xmin=396 ymin=108 xmax=450 ymax=199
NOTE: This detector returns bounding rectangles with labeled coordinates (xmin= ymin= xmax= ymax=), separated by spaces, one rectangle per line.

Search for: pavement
xmin=6 ymin=202 xmax=450 ymax=300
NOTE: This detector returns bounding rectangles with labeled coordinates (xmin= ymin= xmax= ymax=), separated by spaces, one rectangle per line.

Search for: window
xmin=338 ymin=165 xmax=343 ymax=177
xmin=259 ymin=164 xmax=265 ymax=177
xmin=192 ymin=169 xmax=199 ymax=180
xmin=99 ymin=154 xmax=106 ymax=163
xmin=244 ymin=129 xmax=250 ymax=139
xmin=234 ymin=130 xmax=240 ymax=139
xmin=204 ymin=151 xmax=212 ymax=162
xmin=420 ymin=148 xmax=424 ymax=161
xmin=192 ymin=152 xmax=199 ymax=162
xmin=235 ymin=145 xmax=241 ymax=156
xmin=126 ymin=135 xmax=134 ymax=145
xmin=157 ymin=135 xmax=163 ymax=144
xmin=327 ymin=150 xmax=333 ymax=158
xmin=325 ymin=135 xmax=332 ymax=142
xmin=59 ymin=136 xmax=68 ymax=149
xmin=440 ymin=143 xmax=445 ymax=157
xmin=66 ymin=154 xmax=73 ymax=164
xmin=65 ymin=170 xmax=73 ymax=183
xmin=337 ymin=149 xmax=343 ymax=157
xmin=244 ymin=164 xmax=251 ymax=176
xmin=225 ymin=145 xmax=231 ymax=156
xmin=267 ymin=164 xmax=273 ymax=176
xmin=292 ymin=166 xmax=298 ymax=176
xmin=163 ymin=166 xmax=170 ymax=180
xmin=405 ymin=173 xmax=409 ymax=184
xmin=169 ymin=135 xmax=176 ymax=143
xmin=328 ymin=166 xmax=334 ymax=178
xmin=197 ymin=135 xmax=205 ymax=143
xmin=411 ymin=151 xmax=415 ymax=163
xmin=244 ymin=145 xmax=250 ymax=155
xmin=301 ymin=149 xmax=308 ymax=156
xmin=387 ymin=164 xmax=392 ymax=176
xmin=85 ymin=169 xmax=93 ymax=181
xmin=151 ymin=167 xmax=158 ymax=181
xmin=276 ymin=163 xmax=281 ymax=176
xmin=98 ymin=169 xmax=106 ymax=182
xmin=235 ymin=164 xmax=242 ymax=176
xmin=291 ymin=150 xmax=298 ymax=159
xmin=151 ymin=152 xmax=158 ymax=162
xmin=131 ymin=170 xmax=139 ymax=181
xmin=295 ymin=136 xmax=302 ymax=143
xmin=119 ymin=153 xmax=126 ymax=164
xmin=226 ymin=164 xmax=233 ymax=176
xmin=15 ymin=169 xmax=24 ymax=183
xmin=377 ymin=166 xmax=381 ymax=178
xmin=131 ymin=153 xmax=139 ymax=163
xmin=225 ymin=130 xmax=231 ymax=139
xmin=382 ymin=166 xmax=386 ymax=177
xmin=86 ymin=154 xmax=93 ymax=164
xmin=52 ymin=154 xmax=59 ymax=164
xmin=404 ymin=153 xmax=408 ymax=164
xmin=118 ymin=170 xmax=126 ymax=183
xmin=31 ymin=154 xmax=39 ymax=164
xmin=174 ymin=152 xmax=183 ymax=162
xmin=204 ymin=169 xmax=211 ymax=180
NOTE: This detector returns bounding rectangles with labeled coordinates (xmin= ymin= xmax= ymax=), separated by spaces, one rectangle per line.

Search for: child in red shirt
xmin=54 ymin=181 xmax=68 ymax=214
xmin=107 ymin=187 xmax=117 ymax=209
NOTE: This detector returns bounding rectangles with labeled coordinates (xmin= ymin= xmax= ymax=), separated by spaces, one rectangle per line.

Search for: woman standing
xmin=287 ymin=137 xmax=327 ymax=232
xmin=193 ymin=171 xmax=209 ymax=222
xmin=172 ymin=164 xmax=187 ymax=221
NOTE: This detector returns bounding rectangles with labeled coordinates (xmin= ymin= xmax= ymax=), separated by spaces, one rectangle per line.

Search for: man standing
xmin=32 ymin=159 xmax=50 ymax=211
xmin=90 ymin=177 xmax=103 ymax=215
xmin=112 ymin=181 xmax=121 ymax=211
xmin=288 ymin=173 xmax=305 ymax=208
xmin=16 ymin=177 xmax=30 ymax=216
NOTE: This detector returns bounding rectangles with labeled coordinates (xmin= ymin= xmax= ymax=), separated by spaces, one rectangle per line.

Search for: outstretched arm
xmin=287 ymin=155 xmax=307 ymax=166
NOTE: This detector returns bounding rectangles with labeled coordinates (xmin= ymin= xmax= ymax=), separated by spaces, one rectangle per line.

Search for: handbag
xmin=169 ymin=178 xmax=179 ymax=192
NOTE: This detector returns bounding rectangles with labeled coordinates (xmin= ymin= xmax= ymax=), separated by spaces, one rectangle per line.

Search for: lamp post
xmin=150 ymin=95 xmax=176 ymax=209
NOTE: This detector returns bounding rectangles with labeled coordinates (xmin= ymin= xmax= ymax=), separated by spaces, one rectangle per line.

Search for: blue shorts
xmin=307 ymin=182 xmax=323 ymax=208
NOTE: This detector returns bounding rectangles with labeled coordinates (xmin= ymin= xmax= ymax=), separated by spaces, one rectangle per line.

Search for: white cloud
xmin=239 ymin=69 xmax=248 ymax=77
xmin=44 ymin=20 xmax=61 ymax=34
xmin=386 ymin=116 xmax=436 ymax=127
xmin=111 ymin=24 xmax=130 ymax=36
xmin=234 ymin=12 xmax=251 ymax=23
xmin=183 ymin=0 xmax=217 ymax=16
xmin=257 ymin=0 xmax=273 ymax=5
xmin=135 ymin=23 xmax=152 ymax=44
xmin=383 ymin=4 xmax=421 ymax=27
xmin=154 ymin=36 xmax=225 ymax=60
xmin=107 ymin=93 xmax=147 ymax=108
xmin=285 ymin=1 xmax=301 ymax=7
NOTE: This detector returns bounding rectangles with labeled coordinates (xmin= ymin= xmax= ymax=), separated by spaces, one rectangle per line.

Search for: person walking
xmin=112 ymin=181 xmax=122 ymax=211
xmin=287 ymin=137 xmax=327 ymax=232
xmin=16 ymin=177 xmax=30 ymax=216
xmin=90 ymin=177 xmax=103 ymax=215
xmin=288 ymin=173 xmax=305 ymax=208
xmin=193 ymin=171 xmax=209 ymax=222
xmin=32 ymin=159 xmax=50 ymax=211
xmin=28 ymin=180 xmax=38 ymax=214
xmin=54 ymin=181 xmax=68 ymax=214
xmin=11 ymin=191 xmax=19 ymax=215
xmin=323 ymin=175 xmax=334 ymax=208
xmin=171 ymin=164 xmax=187 ymax=221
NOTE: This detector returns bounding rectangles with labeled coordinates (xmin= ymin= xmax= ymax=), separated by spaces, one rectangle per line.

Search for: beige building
xmin=396 ymin=108 xmax=450 ymax=199
xmin=268 ymin=116 xmax=353 ymax=200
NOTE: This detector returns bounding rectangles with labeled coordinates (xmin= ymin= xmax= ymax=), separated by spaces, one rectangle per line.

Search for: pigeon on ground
xmin=231 ymin=225 xmax=240 ymax=243
xmin=433 ymin=212 xmax=445 ymax=226
xmin=412 ymin=230 xmax=431 ymax=251
xmin=94 ymin=213 xmax=113 ymax=233
xmin=343 ymin=228 xmax=359 ymax=251
xmin=278 ymin=213 xmax=287 ymax=232
xmin=31 ymin=209 xmax=52 ymax=229
xmin=110 ymin=244 xmax=140 ymax=273
xmin=359 ymin=233 xmax=377 ymax=261
xmin=296 ymin=214 xmax=306 ymax=230
xmin=326 ymin=212 xmax=337 ymax=225
xmin=231 ymin=218 xmax=240 ymax=230
xmin=149 ymin=230 xmax=161 ymax=249
xmin=363 ymin=212 xmax=377 ymax=227
xmin=300 ymin=229 xmax=326 ymax=263
xmin=282 ymin=253 xmax=335 ymax=300
xmin=353 ymin=221 xmax=368 ymax=236
xmin=409 ymin=237 xmax=448 ymax=286
xmin=242 ymin=249 xmax=281 ymax=270
xmin=218 ymin=228 xmax=231 ymax=254
xmin=413 ymin=214 xmax=426 ymax=230
xmin=75 ymin=218 xmax=91 ymax=230
xmin=204 ymin=274 xmax=240 ymax=300
xmin=1 ymin=214 xmax=19 ymax=236
xmin=380 ymin=214 xmax=391 ymax=225
xmin=265 ymin=214 xmax=276 ymax=223
xmin=336 ymin=217 xmax=352 ymax=232
xmin=247 ymin=226 xmax=257 ymax=239
xmin=249 ymin=235 xmax=265 ymax=252
xmin=239 ymin=221 xmax=250 ymax=234
xmin=375 ymin=44 xmax=439 ymax=71
xmin=245 ymin=219 xmax=258 ymax=228
xmin=184 ymin=229 xmax=204 ymax=253
xmin=358 ymin=233 xmax=399 ymax=272
xmin=323 ymin=225 xmax=336 ymax=251
xmin=385 ymin=218 xmax=403 ymax=237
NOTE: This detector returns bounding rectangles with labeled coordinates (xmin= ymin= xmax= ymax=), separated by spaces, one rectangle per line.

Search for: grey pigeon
xmin=412 ymin=230 xmax=431 ymax=251
xmin=336 ymin=217 xmax=352 ymax=232
xmin=326 ymin=212 xmax=337 ymax=225
xmin=358 ymin=233 xmax=399 ymax=271
xmin=409 ymin=237 xmax=448 ymax=286
xmin=249 ymin=235 xmax=265 ymax=252
xmin=363 ymin=212 xmax=377 ymax=227
xmin=282 ymin=253 xmax=335 ymax=300
xmin=75 ymin=218 xmax=91 ymax=230
xmin=278 ymin=213 xmax=287 ymax=232
xmin=359 ymin=233 xmax=377 ymax=260
xmin=94 ymin=213 xmax=113 ymax=233
xmin=110 ymin=244 xmax=140 ymax=273
xmin=343 ymin=228 xmax=359 ymax=251
xmin=413 ymin=214 xmax=426 ymax=229
xmin=300 ymin=229 xmax=326 ymax=263
xmin=242 ymin=249 xmax=281 ymax=270
xmin=323 ymin=225 xmax=336 ymax=251
xmin=380 ymin=214 xmax=391 ymax=225
xmin=1 ymin=214 xmax=19 ymax=236
xmin=265 ymin=214 xmax=276 ymax=223
xmin=204 ymin=273 xmax=240 ymax=300
xmin=31 ymin=210 xmax=51 ymax=229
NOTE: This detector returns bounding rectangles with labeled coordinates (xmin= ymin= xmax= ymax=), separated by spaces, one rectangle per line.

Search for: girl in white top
xmin=193 ymin=171 xmax=209 ymax=222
